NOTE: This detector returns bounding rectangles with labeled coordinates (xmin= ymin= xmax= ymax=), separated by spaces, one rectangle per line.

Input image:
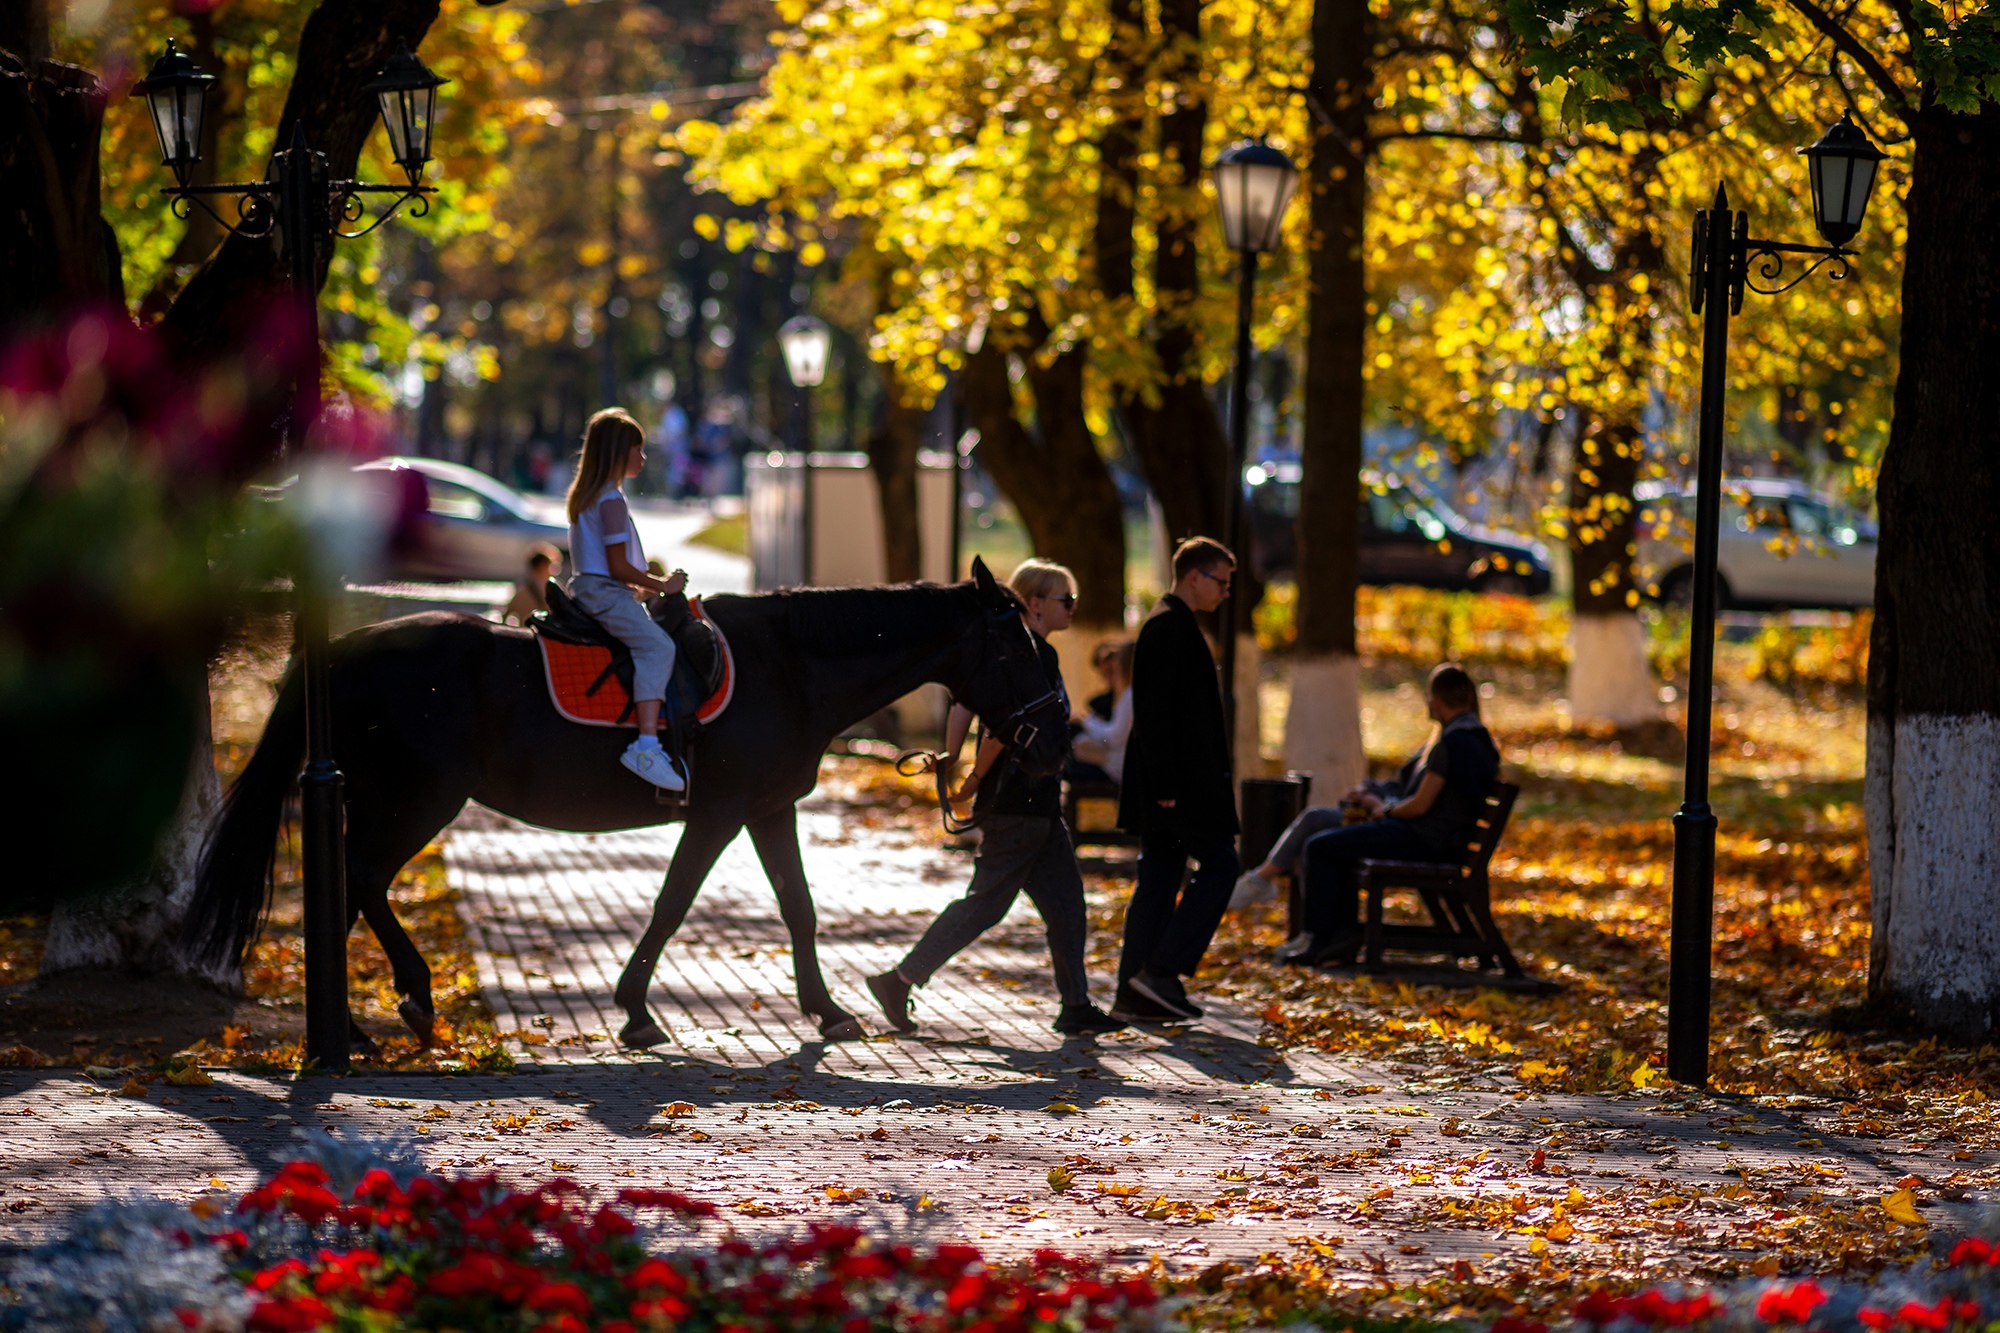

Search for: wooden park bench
xmin=1063 ymin=774 xmax=1139 ymax=848
xmin=1348 ymin=781 xmax=1524 ymax=977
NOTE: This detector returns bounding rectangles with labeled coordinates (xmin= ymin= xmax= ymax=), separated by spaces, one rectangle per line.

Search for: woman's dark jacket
xmin=1117 ymin=593 xmax=1238 ymax=838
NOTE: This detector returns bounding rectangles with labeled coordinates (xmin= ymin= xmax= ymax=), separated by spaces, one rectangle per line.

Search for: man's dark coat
xmin=1117 ymin=592 xmax=1238 ymax=838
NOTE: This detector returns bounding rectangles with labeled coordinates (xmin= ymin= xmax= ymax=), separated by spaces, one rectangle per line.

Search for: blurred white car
xmin=1636 ymin=477 xmax=1876 ymax=610
xmin=354 ymin=457 xmax=570 ymax=583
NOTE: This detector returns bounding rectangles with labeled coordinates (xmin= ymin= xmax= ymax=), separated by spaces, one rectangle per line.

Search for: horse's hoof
xmin=397 ymin=996 xmax=436 ymax=1046
xmin=348 ymin=1019 xmax=380 ymax=1058
xmin=620 ymin=1016 xmax=668 ymax=1049
xmin=820 ymin=1015 xmax=867 ymax=1042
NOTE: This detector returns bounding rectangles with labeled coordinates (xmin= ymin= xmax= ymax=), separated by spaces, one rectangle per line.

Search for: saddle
xmin=528 ymin=581 xmax=731 ymax=767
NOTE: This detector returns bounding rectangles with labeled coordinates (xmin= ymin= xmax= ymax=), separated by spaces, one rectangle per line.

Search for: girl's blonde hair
xmin=566 ymin=408 xmax=645 ymax=522
xmin=1008 ymin=558 xmax=1075 ymax=603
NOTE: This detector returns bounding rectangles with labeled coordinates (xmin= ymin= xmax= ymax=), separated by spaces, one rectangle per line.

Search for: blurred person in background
xmin=503 ymin=544 xmax=561 ymax=625
xmin=1071 ymin=640 xmax=1134 ymax=784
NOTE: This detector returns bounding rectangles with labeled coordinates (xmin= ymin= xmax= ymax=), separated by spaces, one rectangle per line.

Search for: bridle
xmin=896 ymin=604 xmax=1067 ymax=836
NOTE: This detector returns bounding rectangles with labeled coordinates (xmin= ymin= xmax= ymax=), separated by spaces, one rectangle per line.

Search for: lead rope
xmin=897 ymin=723 xmax=1022 ymax=838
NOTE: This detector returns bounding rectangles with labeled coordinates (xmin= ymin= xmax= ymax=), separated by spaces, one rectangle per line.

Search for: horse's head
xmin=951 ymin=556 xmax=1072 ymax=781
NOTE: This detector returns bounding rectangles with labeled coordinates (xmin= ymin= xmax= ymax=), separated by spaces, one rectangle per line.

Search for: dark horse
xmin=185 ymin=558 xmax=1068 ymax=1047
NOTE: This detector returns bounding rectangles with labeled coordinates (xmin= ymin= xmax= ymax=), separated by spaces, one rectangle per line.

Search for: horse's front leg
xmin=615 ymin=814 xmax=741 ymax=1048
xmin=746 ymin=807 xmax=864 ymax=1041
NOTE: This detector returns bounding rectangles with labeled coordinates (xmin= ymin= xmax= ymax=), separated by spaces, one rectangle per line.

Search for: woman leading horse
xmin=184 ymin=558 xmax=1067 ymax=1049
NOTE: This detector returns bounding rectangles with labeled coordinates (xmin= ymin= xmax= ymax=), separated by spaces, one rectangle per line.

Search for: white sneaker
xmin=1230 ymin=869 xmax=1277 ymax=910
xmin=620 ymin=741 xmax=685 ymax=792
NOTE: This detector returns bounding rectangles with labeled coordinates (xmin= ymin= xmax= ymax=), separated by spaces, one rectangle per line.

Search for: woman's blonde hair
xmin=1008 ymin=558 xmax=1075 ymax=603
xmin=566 ymin=408 xmax=645 ymax=522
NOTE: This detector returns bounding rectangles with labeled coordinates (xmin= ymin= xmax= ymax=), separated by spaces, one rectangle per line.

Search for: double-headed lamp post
xmin=1668 ymin=113 xmax=1885 ymax=1087
xmin=136 ymin=37 xmax=448 ymax=1073
xmin=1209 ymin=139 xmax=1300 ymax=766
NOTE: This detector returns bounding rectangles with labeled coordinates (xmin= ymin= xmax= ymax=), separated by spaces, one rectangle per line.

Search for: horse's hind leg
xmin=614 ymin=813 xmax=740 ymax=1049
xmin=345 ymin=786 xmax=467 ymax=1045
xmin=745 ymin=808 xmax=862 ymax=1041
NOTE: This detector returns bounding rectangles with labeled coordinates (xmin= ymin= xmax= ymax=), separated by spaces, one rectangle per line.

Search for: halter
xmin=896 ymin=603 xmax=1067 ymax=836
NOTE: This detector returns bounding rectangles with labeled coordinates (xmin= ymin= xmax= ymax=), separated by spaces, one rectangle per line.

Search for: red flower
xmin=425 ymin=1252 xmax=535 ymax=1303
xmin=525 ymin=1280 xmax=594 ymax=1319
xmin=245 ymin=1295 xmax=334 ymax=1332
xmin=362 ymin=1275 xmax=418 ymax=1314
xmin=626 ymin=1258 xmax=690 ymax=1294
xmin=310 ymin=1248 xmax=381 ymax=1296
xmin=1576 ymin=1292 xmax=1626 ymax=1327
xmin=948 ymin=1273 xmax=991 ymax=1314
xmin=1757 ymin=1282 xmax=1829 ymax=1324
xmin=1888 ymin=1298 xmax=1975 ymax=1331
xmin=1860 ymin=1312 xmax=1895 ymax=1330
xmin=631 ymin=1295 xmax=692 ymax=1323
xmin=1950 ymin=1239 xmax=1997 ymax=1267
xmin=248 ymin=1261 xmax=308 ymax=1294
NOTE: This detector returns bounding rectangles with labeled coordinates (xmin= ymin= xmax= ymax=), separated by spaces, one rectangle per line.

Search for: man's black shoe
xmin=1129 ymin=968 xmax=1202 ymax=1020
xmin=1274 ymin=932 xmax=1318 ymax=964
xmin=1109 ymin=982 xmax=1179 ymax=1024
xmin=865 ymin=970 xmax=919 ymax=1034
xmin=1054 ymin=1003 xmax=1126 ymax=1036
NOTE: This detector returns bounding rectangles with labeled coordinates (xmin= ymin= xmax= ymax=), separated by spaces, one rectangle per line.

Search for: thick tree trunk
xmin=961 ymin=336 xmax=1126 ymax=656
xmin=864 ymin=365 xmax=925 ymax=584
xmin=1565 ymin=408 xmax=1658 ymax=726
xmin=0 ymin=53 xmax=122 ymax=337
xmin=40 ymin=687 xmax=232 ymax=985
xmin=1866 ymin=107 xmax=2000 ymax=1040
xmin=1285 ymin=0 xmax=1371 ymax=803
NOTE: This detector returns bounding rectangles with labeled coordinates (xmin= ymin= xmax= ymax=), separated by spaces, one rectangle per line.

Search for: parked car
xmin=1248 ymin=463 xmax=1553 ymax=595
xmin=1635 ymin=477 xmax=1876 ymax=610
xmin=354 ymin=457 xmax=570 ymax=583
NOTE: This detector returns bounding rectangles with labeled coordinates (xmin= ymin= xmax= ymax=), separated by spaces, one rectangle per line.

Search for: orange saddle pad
xmin=538 ymin=597 xmax=735 ymax=728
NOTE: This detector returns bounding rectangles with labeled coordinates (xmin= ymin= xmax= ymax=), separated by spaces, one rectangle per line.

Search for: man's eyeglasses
xmin=1194 ymin=568 xmax=1233 ymax=592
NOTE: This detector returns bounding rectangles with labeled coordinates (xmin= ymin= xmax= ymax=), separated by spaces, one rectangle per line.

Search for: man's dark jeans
xmin=1119 ymin=825 xmax=1239 ymax=981
xmin=899 ymin=815 xmax=1090 ymax=1006
xmin=1300 ymin=819 xmax=1434 ymax=940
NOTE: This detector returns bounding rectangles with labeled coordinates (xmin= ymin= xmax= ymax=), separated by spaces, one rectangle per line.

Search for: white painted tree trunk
xmin=39 ymin=691 xmax=235 ymax=987
xmin=1566 ymin=611 xmax=1660 ymax=728
xmin=1232 ymin=632 xmax=1263 ymax=785
xmin=1866 ymin=713 xmax=2000 ymax=1038
xmin=1283 ymin=651 xmax=1365 ymax=806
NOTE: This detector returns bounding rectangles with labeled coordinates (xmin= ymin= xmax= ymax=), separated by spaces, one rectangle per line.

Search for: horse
xmin=185 ymin=557 xmax=1070 ymax=1048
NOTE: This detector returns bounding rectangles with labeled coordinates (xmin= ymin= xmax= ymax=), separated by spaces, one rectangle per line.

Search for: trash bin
xmin=1240 ymin=774 xmax=1310 ymax=871
xmin=1241 ymin=774 xmax=1311 ymax=936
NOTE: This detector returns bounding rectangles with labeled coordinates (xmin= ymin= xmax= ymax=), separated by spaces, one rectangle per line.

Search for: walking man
xmin=1113 ymin=537 xmax=1240 ymax=1022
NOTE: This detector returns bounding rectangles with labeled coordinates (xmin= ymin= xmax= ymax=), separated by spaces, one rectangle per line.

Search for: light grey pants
xmin=568 ymin=573 xmax=676 ymax=703
xmin=1265 ymin=806 xmax=1351 ymax=874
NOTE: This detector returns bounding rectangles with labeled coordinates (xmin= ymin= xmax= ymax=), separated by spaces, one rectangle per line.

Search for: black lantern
xmin=364 ymin=46 xmax=448 ymax=183
xmin=1211 ymin=139 xmax=1300 ymax=255
xmin=133 ymin=38 xmax=216 ymax=182
xmin=1800 ymin=113 xmax=1886 ymax=248
xmin=778 ymin=314 xmax=831 ymax=388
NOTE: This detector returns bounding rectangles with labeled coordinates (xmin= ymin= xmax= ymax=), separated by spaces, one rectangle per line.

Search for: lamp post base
xmin=300 ymin=759 xmax=349 ymax=1072
xmin=1667 ymin=802 xmax=1717 ymax=1086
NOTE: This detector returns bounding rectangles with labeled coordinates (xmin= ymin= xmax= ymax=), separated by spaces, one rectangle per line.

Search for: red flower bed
xmin=221 ymin=1159 xmax=1165 ymax=1331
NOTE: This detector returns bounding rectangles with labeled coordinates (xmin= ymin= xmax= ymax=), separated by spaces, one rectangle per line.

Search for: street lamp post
xmin=1668 ymin=113 xmax=1885 ymax=1087
xmin=1209 ymin=139 xmax=1300 ymax=767
xmin=778 ymin=314 xmax=830 ymax=586
xmin=136 ymin=38 xmax=448 ymax=1074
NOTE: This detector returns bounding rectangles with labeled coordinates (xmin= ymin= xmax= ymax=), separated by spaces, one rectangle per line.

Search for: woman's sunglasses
xmin=1037 ymin=593 xmax=1078 ymax=610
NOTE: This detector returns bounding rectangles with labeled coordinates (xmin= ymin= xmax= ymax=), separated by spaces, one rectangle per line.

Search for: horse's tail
xmin=182 ymin=666 xmax=308 ymax=977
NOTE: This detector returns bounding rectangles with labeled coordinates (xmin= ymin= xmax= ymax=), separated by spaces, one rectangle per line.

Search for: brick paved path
xmin=3 ymin=795 xmax=1993 ymax=1277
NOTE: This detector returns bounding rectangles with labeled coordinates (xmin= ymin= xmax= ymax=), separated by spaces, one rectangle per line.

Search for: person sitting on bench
xmin=1257 ymin=663 xmax=1499 ymax=967
xmin=1071 ymin=639 xmax=1134 ymax=784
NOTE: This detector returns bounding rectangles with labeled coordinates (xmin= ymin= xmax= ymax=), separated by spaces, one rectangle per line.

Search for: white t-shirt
xmin=568 ymin=485 xmax=646 ymax=578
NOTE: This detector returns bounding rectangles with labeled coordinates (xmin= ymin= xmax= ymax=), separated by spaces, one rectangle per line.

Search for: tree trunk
xmin=961 ymin=335 xmax=1126 ymax=649
xmin=40 ymin=685 xmax=232 ymax=986
xmin=0 ymin=53 xmax=122 ymax=337
xmin=1564 ymin=407 xmax=1658 ymax=726
xmin=1285 ymin=0 xmax=1371 ymax=803
xmin=1866 ymin=106 xmax=2000 ymax=1040
xmin=864 ymin=363 xmax=926 ymax=584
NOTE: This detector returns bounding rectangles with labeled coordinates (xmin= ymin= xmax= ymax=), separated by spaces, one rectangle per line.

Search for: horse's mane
xmin=748 ymin=581 xmax=982 ymax=656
